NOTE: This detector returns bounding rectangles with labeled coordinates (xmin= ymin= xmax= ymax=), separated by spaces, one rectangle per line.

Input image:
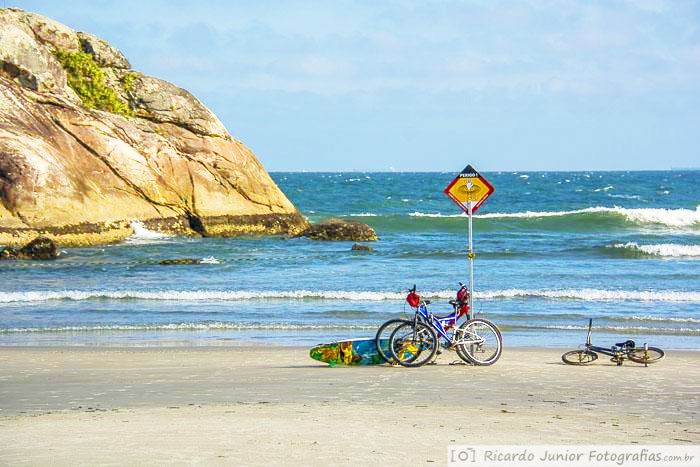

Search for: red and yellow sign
xmin=443 ymin=165 xmax=494 ymax=214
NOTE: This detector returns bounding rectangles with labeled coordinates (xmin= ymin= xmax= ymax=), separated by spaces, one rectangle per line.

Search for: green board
xmin=309 ymin=338 xmax=388 ymax=366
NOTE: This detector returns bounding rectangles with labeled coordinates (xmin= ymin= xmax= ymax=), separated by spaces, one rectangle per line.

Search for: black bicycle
xmin=562 ymin=319 xmax=664 ymax=366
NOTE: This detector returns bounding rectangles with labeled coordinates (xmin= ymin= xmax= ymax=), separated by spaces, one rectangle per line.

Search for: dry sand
xmin=0 ymin=346 xmax=698 ymax=465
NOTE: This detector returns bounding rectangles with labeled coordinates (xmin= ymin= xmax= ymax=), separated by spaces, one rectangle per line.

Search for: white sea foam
xmin=611 ymin=242 xmax=700 ymax=257
xmin=126 ymin=221 xmax=170 ymax=243
xmin=477 ymin=289 xmax=700 ymax=302
xmin=594 ymin=185 xmax=614 ymax=192
xmin=608 ymin=194 xmax=642 ymax=200
xmin=1 ymin=288 xmax=698 ymax=303
xmin=409 ymin=212 xmax=464 ymax=218
xmin=199 ymin=256 xmax=222 ymax=264
xmin=619 ymin=315 xmax=700 ymax=324
xmin=530 ymin=325 xmax=700 ymax=335
xmin=0 ymin=322 xmax=377 ymax=334
xmin=4 ymin=321 xmax=696 ymax=335
xmin=409 ymin=206 xmax=700 ymax=228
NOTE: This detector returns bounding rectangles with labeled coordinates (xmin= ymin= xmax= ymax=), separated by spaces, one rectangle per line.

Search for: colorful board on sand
xmin=310 ymin=338 xmax=389 ymax=366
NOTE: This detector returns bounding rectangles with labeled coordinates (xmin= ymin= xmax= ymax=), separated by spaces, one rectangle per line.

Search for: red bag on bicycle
xmin=406 ymin=291 xmax=420 ymax=308
xmin=456 ymin=287 xmax=470 ymax=319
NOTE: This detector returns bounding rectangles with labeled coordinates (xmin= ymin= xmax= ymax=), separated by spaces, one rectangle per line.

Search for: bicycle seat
xmin=615 ymin=340 xmax=635 ymax=348
xmin=449 ymin=300 xmax=459 ymax=307
xmin=424 ymin=299 xmax=431 ymax=305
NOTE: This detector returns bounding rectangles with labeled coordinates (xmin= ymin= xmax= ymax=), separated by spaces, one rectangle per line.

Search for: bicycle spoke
xmin=455 ymin=319 xmax=502 ymax=365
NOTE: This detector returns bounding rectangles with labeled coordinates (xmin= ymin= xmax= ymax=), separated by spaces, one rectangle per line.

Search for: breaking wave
xmin=1 ymin=288 xmax=698 ymax=303
xmin=508 ymin=324 xmax=700 ymax=336
xmin=407 ymin=205 xmax=700 ymax=228
xmin=1 ymin=321 xmax=697 ymax=336
xmin=613 ymin=315 xmax=700 ymax=324
xmin=607 ymin=242 xmax=700 ymax=258
xmin=0 ymin=322 xmax=378 ymax=334
xmin=126 ymin=221 xmax=170 ymax=243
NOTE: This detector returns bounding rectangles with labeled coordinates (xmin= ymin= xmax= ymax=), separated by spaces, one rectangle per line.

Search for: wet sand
xmin=0 ymin=346 xmax=698 ymax=465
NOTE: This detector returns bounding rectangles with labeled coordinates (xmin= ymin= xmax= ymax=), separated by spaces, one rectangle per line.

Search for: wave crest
xmin=1 ymin=288 xmax=698 ymax=303
xmin=409 ymin=205 xmax=700 ymax=228
xmin=609 ymin=242 xmax=700 ymax=257
xmin=126 ymin=221 xmax=170 ymax=243
xmin=0 ymin=322 xmax=377 ymax=334
xmin=511 ymin=324 xmax=700 ymax=336
xmin=2 ymin=321 xmax=697 ymax=336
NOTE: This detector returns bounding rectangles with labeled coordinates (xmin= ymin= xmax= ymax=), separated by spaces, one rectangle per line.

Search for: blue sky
xmin=11 ymin=0 xmax=700 ymax=171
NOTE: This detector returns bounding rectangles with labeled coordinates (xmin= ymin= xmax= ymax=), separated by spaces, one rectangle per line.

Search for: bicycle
xmin=383 ymin=284 xmax=503 ymax=367
xmin=561 ymin=319 xmax=664 ymax=366
xmin=374 ymin=284 xmax=469 ymax=365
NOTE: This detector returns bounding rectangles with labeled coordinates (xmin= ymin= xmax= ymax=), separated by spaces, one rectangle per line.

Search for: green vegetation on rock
xmin=120 ymin=70 xmax=139 ymax=94
xmin=55 ymin=50 xmax=132 ymax=116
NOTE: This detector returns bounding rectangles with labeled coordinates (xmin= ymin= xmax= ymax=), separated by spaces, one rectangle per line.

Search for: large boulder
xmin=0 ymin=9 xmax=308 ymax=246
xmin=124 ymin=74 xmax=228 ymax=137
xmin=77 ymin=32 xmax=130 ymax=69
xmin=301 ymin=218 xmax=378 ymax=241
xmin=0 ymin=236 xmax=59 ymax=259
xmin=0 ymin=20 xmax=68 ymax=94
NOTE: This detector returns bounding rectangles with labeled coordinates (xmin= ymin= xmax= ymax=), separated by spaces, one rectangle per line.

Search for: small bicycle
xmin=562 ymin=319 xmax=664 ymax=366
xmin=375 ymin=284 xmax=503 ymax=367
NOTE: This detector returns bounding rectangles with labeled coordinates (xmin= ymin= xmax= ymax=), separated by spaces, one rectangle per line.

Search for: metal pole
xmin=467 ymin=200 xmax=474 ymax=314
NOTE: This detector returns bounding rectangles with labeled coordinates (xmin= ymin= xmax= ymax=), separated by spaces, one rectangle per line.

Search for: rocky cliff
xmin=0 ymin=9 xmax=307 ymax=246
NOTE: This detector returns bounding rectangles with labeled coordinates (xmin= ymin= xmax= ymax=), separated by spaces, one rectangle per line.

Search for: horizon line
xmin=269 ymin=168 xmax=700 ymax=173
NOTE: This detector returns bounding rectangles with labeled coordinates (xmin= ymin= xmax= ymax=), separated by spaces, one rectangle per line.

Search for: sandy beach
xmin=0 ymin=346 xmax=698 ymax=465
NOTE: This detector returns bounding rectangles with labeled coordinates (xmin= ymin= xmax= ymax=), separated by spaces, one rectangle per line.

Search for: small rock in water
xmin=300 ymin=218 xmax=378 ymax=241
xmin=0 ymin=236 xmax=59 ymax=260
xmin=159 ymin=258 xmax=202 ymax=265
xmin=351 ymin=243 xmax=373 ymax=252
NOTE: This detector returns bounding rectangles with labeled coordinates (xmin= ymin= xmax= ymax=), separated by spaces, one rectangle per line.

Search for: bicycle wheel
xmin=389 ymin=321 xmax=438 ymax=367
xmin=375 ymin=318 xmax=409 ymax=363
xmin=455 ymin=318 xmax=502 ymax=366
xmin=627 ymin=346 xmax=664 ymax=364
xmin=561 ymin=350 xmax=598 ymax=365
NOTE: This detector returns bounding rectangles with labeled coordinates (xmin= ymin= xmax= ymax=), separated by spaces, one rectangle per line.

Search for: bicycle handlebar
xmin=409 ymin=283 xmax=467 ymax=293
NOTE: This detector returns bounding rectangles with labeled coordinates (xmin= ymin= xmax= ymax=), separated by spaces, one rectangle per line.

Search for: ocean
xmin=1 ymin=171 xmax=699 ymax=349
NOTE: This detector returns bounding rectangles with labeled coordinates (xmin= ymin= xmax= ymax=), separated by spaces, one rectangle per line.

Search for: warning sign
xmin=443 ymin=165 xmax=494 ymax=214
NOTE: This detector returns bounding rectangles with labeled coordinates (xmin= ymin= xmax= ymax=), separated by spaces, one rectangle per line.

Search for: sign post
xmin=443 ymin=165 xmax=494 ymax=313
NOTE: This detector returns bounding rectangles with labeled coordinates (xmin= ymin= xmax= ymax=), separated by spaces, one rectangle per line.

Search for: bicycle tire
xmin=374 ymin=318 xmax=409 ymax=363
xmin=388 ymin=321 xmax=438 ymax=367
xmin=627 ymin=346 xmax=664 ymax=364
xmin=455 ymin=318 xmax=503 ymax=366
xmin=561 ymin=350 xmax=598 ymax=365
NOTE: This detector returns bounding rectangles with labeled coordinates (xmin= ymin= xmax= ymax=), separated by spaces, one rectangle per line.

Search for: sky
xmin=8 ymin=0 xmax=700 ymax=171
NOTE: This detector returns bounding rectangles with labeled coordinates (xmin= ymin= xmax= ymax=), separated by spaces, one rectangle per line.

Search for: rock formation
xmin=300 ymin=218 xmax=378 ymax=241
xmin=0 ymin=236 xmax=59 ymax=260
xmin=0 ymin=9 xmax=308 ymax=246
xmin=351 ymin=243 xmax=373 ymax=252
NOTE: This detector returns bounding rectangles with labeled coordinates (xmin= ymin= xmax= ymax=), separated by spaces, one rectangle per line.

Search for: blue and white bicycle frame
xmin=413 ymin=300 xmax=484 ymax=347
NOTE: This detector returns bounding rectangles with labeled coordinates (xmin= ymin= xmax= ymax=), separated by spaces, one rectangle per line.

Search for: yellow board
xmin=443 ymin=165 xmax=494 ymax=213
xmin=446 ymin=177 xmax=491 ymax=205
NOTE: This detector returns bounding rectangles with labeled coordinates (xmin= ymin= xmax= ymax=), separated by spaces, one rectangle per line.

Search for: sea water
xmin=0 ymin=171 xmax=698 ymax=348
